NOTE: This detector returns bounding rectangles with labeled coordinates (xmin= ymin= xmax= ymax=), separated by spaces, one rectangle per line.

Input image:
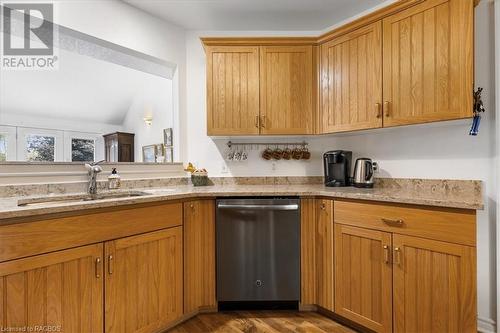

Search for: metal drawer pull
xmin=217 ymin=204 xmax=298 ymax=211
xmin=381 ymin=218 xmax=404 ymax=226
xmin=383 ymin=245 xmax=390 ymax=264
xmin=108 ymin=255 xmax=114 ymax=275
xmin=95 ymin=258 xmax=101 ymax=278
xmin=394 ymin=247 xmax=401 ymax=266
xmin=384 ymin=101 xmax=390 ymax=117
xmin=255 ymin=115 xmax=260 ymax=128
xmin=375 ymin=103 xmax=382 ymax=118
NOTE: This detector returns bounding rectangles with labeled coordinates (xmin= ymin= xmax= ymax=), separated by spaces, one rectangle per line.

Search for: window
xmin=17 ymin=128 xmax=63 ymax=162
xmin=0 ymin=126 xmax=17 ymax=161
xmin=64 ymin=132 xmax=104 ymax=162
xmin=12 ymin=128 xmax=102 ymax=162
xmin=71 ymin=138 xmax=95 ymax=162
xmin=0 ymin=134 xmax=6 ymax=161
xmin=26 ymin=135 xmax=56 ymax=162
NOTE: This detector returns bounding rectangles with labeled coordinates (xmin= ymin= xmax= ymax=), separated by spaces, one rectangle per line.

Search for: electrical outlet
xmin=221 ymin=163 xmax=229 ymax=174
xmin=271 ymin=162 xmax=276 ymax=172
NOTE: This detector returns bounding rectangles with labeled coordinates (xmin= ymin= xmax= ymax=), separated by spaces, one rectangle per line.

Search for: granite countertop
xmin=0 ymin=182 xmax=484 ymax=221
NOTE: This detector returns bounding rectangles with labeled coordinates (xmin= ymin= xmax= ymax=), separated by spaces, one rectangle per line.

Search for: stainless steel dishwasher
xmin=216 ymin=198 xmax=300 ymax=304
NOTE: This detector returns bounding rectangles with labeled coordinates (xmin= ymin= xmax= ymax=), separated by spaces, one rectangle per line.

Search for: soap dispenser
xmin=108 ymin=168 xmax=121 ymax=190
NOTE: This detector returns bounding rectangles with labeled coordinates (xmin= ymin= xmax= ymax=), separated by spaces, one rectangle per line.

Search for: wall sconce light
xmin=143 ymin=116 xmax=153 ymax=126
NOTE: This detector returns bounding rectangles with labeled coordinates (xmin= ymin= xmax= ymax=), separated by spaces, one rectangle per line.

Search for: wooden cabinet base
xmin=0 ymin=244 xmax=103 ymax=333
xmin=105 ymin=227 xmax=183 ymax=333
xmin=184 ymin=200 xmax=217 ymax=314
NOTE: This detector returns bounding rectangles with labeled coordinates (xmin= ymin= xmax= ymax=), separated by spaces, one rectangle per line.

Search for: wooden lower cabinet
xmin=0 ymin=244 xmax=103 ymax=333
xmin=329 ymin=225 xmax=477 ymax=332
xmin=300 ymin=198 xmax=317 ymax=307
xmin=393 ymin=234 xmax=477 ymax=333
xmin=316 ymin=199 xmax=334 ymax=311
xmin=334 ymin=224 xmax=392 ymax=333
xmin=105 ymin=227 xmax=183 ymax=333
xmin=184 ymin=200 xmax=216 ymax=314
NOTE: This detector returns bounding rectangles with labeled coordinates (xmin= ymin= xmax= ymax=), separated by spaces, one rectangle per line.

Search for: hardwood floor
xmin=168 ymin=311 xmax=356 ymax=333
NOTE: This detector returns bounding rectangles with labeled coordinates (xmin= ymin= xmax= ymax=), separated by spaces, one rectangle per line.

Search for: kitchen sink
xmin=17 ymin=191 xmax=150 ymax=207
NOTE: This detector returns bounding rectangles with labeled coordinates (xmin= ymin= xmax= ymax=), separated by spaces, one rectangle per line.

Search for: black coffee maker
xmin=323 ymin=150 xmax=352 ymax=187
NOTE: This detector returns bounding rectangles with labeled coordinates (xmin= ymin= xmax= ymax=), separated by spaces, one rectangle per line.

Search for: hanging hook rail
xmin=227 ymin=141 xmax=308 ymax=148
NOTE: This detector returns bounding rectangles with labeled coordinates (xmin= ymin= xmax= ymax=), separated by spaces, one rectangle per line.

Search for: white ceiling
xmin=124 ymin=0 xmax=388 ymax=31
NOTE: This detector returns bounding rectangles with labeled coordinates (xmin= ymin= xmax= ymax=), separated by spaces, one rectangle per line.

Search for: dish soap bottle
xmin=108 ymin=168 xmax=121 ymax=190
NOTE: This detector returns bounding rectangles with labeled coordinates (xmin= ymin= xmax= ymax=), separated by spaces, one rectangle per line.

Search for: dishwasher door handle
xmin=217 ymin=203 xmax=299 ymax=211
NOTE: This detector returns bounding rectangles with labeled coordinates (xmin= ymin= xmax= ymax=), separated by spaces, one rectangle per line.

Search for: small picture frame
xmin=155 ymin=144 xmax=165 ymax=163
xmin=142 ymin=145 xmax=157 ymax=163
xmin=163 ymin=128 xmax=173 ymax=146
xmin=164 ymin=146 xmax=173 ymax=163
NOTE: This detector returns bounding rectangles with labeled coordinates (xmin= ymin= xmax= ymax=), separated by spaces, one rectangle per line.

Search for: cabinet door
xmin=260 ymin=46 xmax=314 ymax=134
xmin=206 ymin=46 xmax=260 ymax=135
xmin=0 ymin=244 xmax=103 ymax=333
xmin=393 ymin=235 xmax=476 ymax=332
xmin=105 ymin=227 xmax=183 ymax=333
xmin=184 ymin=200 xmax=216 ymax=314
xmin=382 ymin=0 xmax=473 ymax=126
xmin=334 ymin=224 xmax=392 ymax=333
xmin=300 ymin=198 xmax=317 ymax=307
xmin=320 ymin=22 xmax=382 ymax=133
xmin=316 ymin=199 xmax=334 ymax=311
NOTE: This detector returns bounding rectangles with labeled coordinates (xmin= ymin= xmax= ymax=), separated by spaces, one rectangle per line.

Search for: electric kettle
xmin=353 ymin=158 xmax=378 ymax=188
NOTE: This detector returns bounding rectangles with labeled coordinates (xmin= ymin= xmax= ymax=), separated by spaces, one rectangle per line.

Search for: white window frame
xmin=0 ymin=125 xmax=17 ymax=161
xmin=63 ymin=131 xmax=104 ymax=162
xmin=17 ymin=127 xmax=64 ymax=162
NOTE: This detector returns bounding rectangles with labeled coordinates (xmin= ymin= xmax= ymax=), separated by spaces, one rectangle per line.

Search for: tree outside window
xmin=0 ymin=135 xmax=6 ymax=161
xmin=72 ymin=138 xmax=95 ymax=162
xmin=26 ymin=135 xmax=55 ymax=162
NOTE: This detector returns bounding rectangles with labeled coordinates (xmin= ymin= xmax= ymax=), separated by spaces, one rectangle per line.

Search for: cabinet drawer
xmin=334 ymin=200 xmax=476 ymax=246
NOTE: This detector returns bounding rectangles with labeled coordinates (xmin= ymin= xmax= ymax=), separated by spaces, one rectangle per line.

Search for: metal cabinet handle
xmin=381 ymin=218 xmax=404 ymax=226
xmin=394 ymin=247 xmax=402 ymax=266
xmin=255 ymin=115 xmax=260 ymax=128
xmin=375 ymin=103 xmax=382 ymax=118
xmin=260 ymin=115 xmax=266 ymax=128
xmin=217 ymin=204 xmax=299 ymax=211
xmin=95 ymin=257 xmax=101 ymax=278
xmin=320 ymin=203 xmax=326 ymax=210
xmin=383 ymin=245 xmax=390 ymax=264
xmin=384 ymin=101 xmax=390 ymax=117
xmin=108 ymin=255 xmax=114 ymax=275
xmin=190 ymin=203 xmax=195 ymax=209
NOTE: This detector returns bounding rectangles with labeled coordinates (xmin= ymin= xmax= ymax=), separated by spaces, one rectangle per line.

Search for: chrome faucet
xmin=85 ymin=160 xmax=105 ymax=196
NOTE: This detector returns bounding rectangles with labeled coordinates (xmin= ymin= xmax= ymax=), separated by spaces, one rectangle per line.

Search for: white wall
xmin=122 ymin=79 xmax=174 ymax=162
xmin=185 ymin=1 xmax=496 ymax=328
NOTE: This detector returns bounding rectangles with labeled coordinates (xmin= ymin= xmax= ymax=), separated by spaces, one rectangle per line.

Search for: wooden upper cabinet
xmin=320 ymin=22 xmax=383 ymax=133
xmin=316 ymin=199 xmax=334 ymax=312
xmin=382 ymin=0 xmax=474 ymax=126
xmin=105 ymin=227 xmax=183 ymax=333
xmin=260 ymin=46 xmax=314 ymax=134
xmin=184 ymin=200 xmax=216 ymax=314
xmin=206 ymin=46 xmax=260 ymax=135
xmin=393 ymin=235 xmax=476 ymax=332
xmin=334 ymin=224 xmax=392 ymax=333
xmin=0 ymin=244 xmax=103 ymax=333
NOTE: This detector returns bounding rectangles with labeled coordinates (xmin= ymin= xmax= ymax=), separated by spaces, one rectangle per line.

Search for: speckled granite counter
xmin=0 ymin=179 xmax=483 ymax=221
